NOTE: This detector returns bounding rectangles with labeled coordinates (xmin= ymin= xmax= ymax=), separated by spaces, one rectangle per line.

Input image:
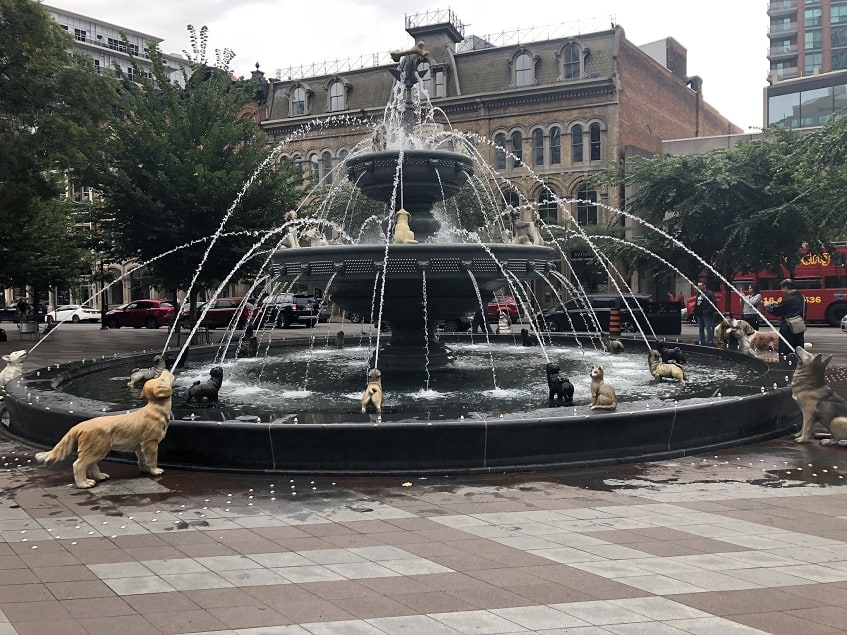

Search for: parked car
xmin=487 ymin=295 xmax=520 ymax=322
xmin=179 ymin=297 xmax=256 ymax=329
xmin=436 ymin=315 xmax=472 ymax=332
xmin=536 ymin=293 xmax=651 ymax=333
xmin=841 ymin=313 xmax=847 ymax=332
xmin=258 ymin=293 xmax=320 ymax=328
xmin=45 ymin=305 xmax=100 ymax=325
xmin=0 ymin=302 xmax=46 ymax=323
xmin=105 ymin=300 xmax=175 ymax=329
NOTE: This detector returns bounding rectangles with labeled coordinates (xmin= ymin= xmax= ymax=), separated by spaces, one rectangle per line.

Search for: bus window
xmin=759 ymin=278 xmax=782 ymax=291
xmin=825 ymin=275 xmax=847 ymax=288
xmin=794 ymin=278 xmax=822 ymax=290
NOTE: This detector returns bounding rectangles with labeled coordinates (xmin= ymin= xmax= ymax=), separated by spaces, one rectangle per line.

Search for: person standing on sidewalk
xmin=693 ymin=282 xmax=716 ymax=345
xmin=766 ymin=278 xmax=805 ymax=369
xmin=741 ymin=283 xmax=762 ymax=330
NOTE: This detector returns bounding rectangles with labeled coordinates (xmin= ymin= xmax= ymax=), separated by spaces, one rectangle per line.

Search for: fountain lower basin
xmin=2 ymin=338 xmax=801 ymax=475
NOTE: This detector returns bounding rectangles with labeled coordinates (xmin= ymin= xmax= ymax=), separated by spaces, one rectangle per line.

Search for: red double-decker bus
xmin=686 ymin=244 xmax=847 ymax=326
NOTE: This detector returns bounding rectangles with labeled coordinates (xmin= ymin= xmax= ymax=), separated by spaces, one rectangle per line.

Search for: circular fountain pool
xmin=3 ymin=337 xmax=800 ymax=475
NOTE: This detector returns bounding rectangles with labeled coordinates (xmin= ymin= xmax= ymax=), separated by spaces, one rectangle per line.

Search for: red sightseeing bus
xmin=686 ymin=244 xmax=847 ymax=326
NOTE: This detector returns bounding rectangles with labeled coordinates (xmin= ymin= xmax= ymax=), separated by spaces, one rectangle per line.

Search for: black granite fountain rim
xmin=1 ymin=337 xmax=801 ymax=475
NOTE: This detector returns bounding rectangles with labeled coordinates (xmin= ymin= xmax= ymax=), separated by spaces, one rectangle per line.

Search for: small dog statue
xmin=496 ymin=312 xmax=512 ymax=334
xmin=508 ymin=206 xmax=543 ymax=246
xmin=601 ymin=334 xmax=624 ymax=353
xmin=656 ymin=343 xmax=686 ymax=365
xmin=792 ymin=345 xmax=847 ymax=445
xmin=361 ymin=368 xmax=383 ymax=414
xmin=236 ymin=323 xmax=259 ymax=357
xmin=590 ymin=366 xmax=618 ymax=410
xmin=520 ymin=328 xmax=538 ymax=346
xmin=127 ymin=354 xmax=167 ymax=388
xmin=0 ymin=349 xmax=27 ymax=393
xmin=335 ymin=330 xmax=345 ymax=349
xmin=303 ymin=226 xmax=329 ymax=247
xmin=545 ymin=363 xmax=574 ymax=404
xmin=393 ymin=208 xmax=418 ymax=244
xmin=36 ymin=371 xmax=174 ymax=488
xmin=648 ymin=349 xmax=687 ymax=383
xmin=186 ymin=366 xmax=223 ymax=403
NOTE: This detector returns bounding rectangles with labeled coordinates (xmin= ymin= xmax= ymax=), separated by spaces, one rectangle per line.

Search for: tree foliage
xmin=0 ymin=0 xmax=117 ymax=292
xmin=97 ymin=31 xmax=300 ymax=304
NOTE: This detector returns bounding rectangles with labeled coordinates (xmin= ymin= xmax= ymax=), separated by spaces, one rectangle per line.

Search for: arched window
xmin=514 ymin=52 xmax=533 ymax=86
xmin=292 ymin=154 xmax=303 ymax=171
xmin=494 ymin=133 xmax=507 ymax=170
xmin=504 ymin=190 xmax=521 ymax=209
xmin=571 ymin=125 xmax=583 ymax=163
xmin=532 ymin=129 xmax=544 ymax=167
xmin=309 ymin=155 xmax=320 ymax=184
xmin=563 ymin=44 xmax=581 ymax=80
xmin=589 ymin=123 xmax=602 ymax=161
xmin=538 ymin=188 xmax=558 ymax=225
xmin=291 ymin=86 xmax=306 ymax=115
xmin=338 ymin=149 xmax=348 ymax=164
xmin=550 ymin=127 xmax=561 ymax=165
xmin=576 ymin=185 xmax=598 ymax=225
xmin=322 ymin=151 xmax=333 ymax=184
xmin=511 ymin=131 xmax=523 ymax=168
xmin=329 ymin=80 xmax=345 ymax=112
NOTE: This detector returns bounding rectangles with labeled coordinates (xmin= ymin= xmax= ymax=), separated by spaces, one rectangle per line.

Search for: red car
xmin=179 ymin=297 xmax=256 ymax=329
xmin=105 ymin=300 xmax=175 ymax=329
xmin=487 ymin=295 xmax=520 ymax=322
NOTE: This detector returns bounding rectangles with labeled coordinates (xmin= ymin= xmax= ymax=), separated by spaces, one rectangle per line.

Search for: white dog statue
xmin=0 ymin=350 xmax=28 ymax=393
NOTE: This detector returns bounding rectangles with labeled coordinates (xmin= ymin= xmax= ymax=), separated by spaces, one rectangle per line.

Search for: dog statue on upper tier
xmin=0 ymin=350 xmax=27 ymax=394
xmin=545 ymin=363 xmax=574 ymax=405
xmin=393 ymin=209 xmax=418 ymax=244
xmin=602 ymin=334 xmax=624 ymax=353
xmin=361 ymin=368 xmax=383 ymax=414
xmin=36 ymin=371 xmax=174 ymax=488
xmin=648 ymin=349 xmax=687 ymax=383
xmin=508 ymin=206 xmax=543 ymax=246
xmin=590 ymin=366 xmax=618 ymax=411
xmin=127 ymin=354 xmax=167 ymax=388
xmin=280 ymin=210 xmax=300 ymax=248
xmin=303 ymin=226 xmax=329 ymax=247
xmin=186 ymin=367 xmax=223 ymax=403
xmin=791 ymin=345 xmax=847 ymax=445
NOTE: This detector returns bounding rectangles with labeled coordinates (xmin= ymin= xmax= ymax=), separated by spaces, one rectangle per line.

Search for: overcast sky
xmin=45 ymin=0 xmax=770 ymax=131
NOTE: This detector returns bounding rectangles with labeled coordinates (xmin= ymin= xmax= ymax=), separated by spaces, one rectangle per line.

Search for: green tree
xmin=97 ymin=28 xmax=300 ymax=315
xmin=593 ymin=130 xmax=818 ymax=308
xmin=0 ymin=0 xmax=117 ymax=298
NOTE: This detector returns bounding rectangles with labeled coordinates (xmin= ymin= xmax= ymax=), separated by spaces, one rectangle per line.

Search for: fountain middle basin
xmin=3 ymin=338 xmax=801 ymax=475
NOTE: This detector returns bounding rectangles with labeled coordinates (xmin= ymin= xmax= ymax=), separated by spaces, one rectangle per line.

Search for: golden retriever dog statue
xmin=361 ymin=368 xmax=383 ymax=414
xmin=648 ymin=349 xmax=687 ymax=383
xmin=35 ymin=370 xmax=174 ymax=488
xmin=749 ymin=330 xmax=779 ymax=352
xmin=393 ymin=209 xmax=418 ymax=244
xmin=590 ymin=366 xmax=618 ymax=411
xmin=791 ymin=345 xmax=847 ymax=445
xmin=0 ymin=349 xmax=28 ymax=392
xmin=127 ymin=354 xmax=167 ymax=388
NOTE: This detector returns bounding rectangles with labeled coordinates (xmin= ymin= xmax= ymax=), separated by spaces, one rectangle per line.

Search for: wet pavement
xmin=1 ymin=322 xmax=847 ymax=634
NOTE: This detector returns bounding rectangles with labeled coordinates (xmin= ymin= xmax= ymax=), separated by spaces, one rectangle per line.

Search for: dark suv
xmin=179 ymin=297 xmax=256 ymax=329
xmin=260 ymin=293 xmax=320 ymax=328
xmin=536 ymin=294 xmax=651 ymax=333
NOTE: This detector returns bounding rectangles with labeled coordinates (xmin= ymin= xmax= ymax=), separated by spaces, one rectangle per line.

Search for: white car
xmin=842 ymin=314 xmax=847 ymax=332
xmin=45 ymin=304 xmax=100 ymax=325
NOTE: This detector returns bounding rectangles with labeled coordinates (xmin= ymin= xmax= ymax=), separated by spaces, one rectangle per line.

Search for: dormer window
xmin=513 ymin=51 xmax=535 ymax=86
xmin=289 ymin=83 xmax=313 ymax=116
xmin=417 ymin=61 xmax=447 ymax=98
xmin=563 ymin=44 xmax=582 ymax=79
xmin=328 ymin=79 xmax=350 ymax=112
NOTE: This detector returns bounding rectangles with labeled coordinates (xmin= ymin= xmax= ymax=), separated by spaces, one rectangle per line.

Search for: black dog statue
xmin=520 ymin=328 xmax=538 ymax=346
xmin=657 ymin=344 xmax=686 ymax=365
xmin=545 ymin=362 xmax=574 ymax=404
xmin=335 ymin=330 xmax=345 ymax=349
xmin=186 ymin=366 xmax=223 ymax=403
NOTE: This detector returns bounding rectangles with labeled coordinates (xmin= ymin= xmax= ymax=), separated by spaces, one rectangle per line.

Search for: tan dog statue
xmin=648 ymin=349 xmax=687 ymax=383
xmin=0 ymin=350 xmax=28 ymax=392
xmin=281 ymin=210 xmax=300 ymax=248
xmin=792 ymin=345 xmax=847 ymax=445
xmin=393 ymin=209 xmax=418 ymax=244
xmin=590 ymin=366 xmax=618 ymax=410
xmin=510 ymin=206 xmax=543 ymax=246
xmin=361 ymin=368 xmax=383 ymax=414
xmin=36 ymin=370 xmax=175 ymax=488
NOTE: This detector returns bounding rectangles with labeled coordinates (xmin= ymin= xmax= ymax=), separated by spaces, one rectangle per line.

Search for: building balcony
xmin=768 ymin=22 xmax=798 ymax=37
xmin=767 ymin=0 xmax=798 ymax=16
xmin=768 ymin=66 xmax=800 ymax=83
xmin=768 ymin=44 xmax=799 ymax=60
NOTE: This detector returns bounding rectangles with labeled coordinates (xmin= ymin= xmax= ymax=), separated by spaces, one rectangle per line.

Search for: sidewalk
xmin=2 ymin=323 xmax=847 ymax=634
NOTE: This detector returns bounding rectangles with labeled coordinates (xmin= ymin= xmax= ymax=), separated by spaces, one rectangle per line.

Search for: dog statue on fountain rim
xmin=590 ymin=366 xmax=618 ymax=411
xmin=520 ymin=328 xmax=538 ymax=346
xmin=648 ymin=349 xmax=687 ymax=383
xmin=545 ymin=362 xmax=574 ymax=405
xmin=186 ymin=366 xmax=223 ymax=403
xmin=656 ymin=343 xmax=686 ymax=365
xmin=601 ymin=334 xmax=624 ymax=354
xmin=791 ymin=345 xmax=847 ymax=445
xmin=0 ymin=349 xmax=28 ymax=394
xmin=392 ymin=208 xmax=418 ymax=244
xmin=496 ymin=312 xmax=512 ymax=335
xmin=127 ymin=354 xmax=167 ymax=388
xmin=361 ymin=368 xmax=383 ymax=414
